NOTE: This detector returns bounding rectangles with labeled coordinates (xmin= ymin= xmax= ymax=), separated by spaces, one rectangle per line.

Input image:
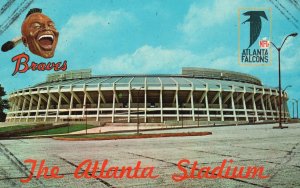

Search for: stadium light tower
xmin=270 ymin=32 xmax=297 ymax=129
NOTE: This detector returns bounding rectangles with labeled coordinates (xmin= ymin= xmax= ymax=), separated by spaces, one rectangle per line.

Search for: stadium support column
xmin=128 ymin=78 xmax=134 ymax=123
xmin=16 ymin=93 xmax=22 ymax=111
xmin=13 ymin=97 xmax=18 ymax=112
xmin=112 ymin=89 xmax=116 ymax=123
xmin=14 ymin=93 xmax=21 ymax=122
xmin=11 ymin=97 xmax=18 ymax=112
xmin=242 ymin=91 xmax=248 ymax=122
xmin=171 ymin=78 xmax=179 ymax=122
xmin=185 ymin=80 xmax=195 ymax=122
xmin=176 ymin=90 xmax=179 ymax=121
xmin=10 ymin=98 xmax=16 ymax=113
xmin=8 ymin=98 xmax=14 ymax=121
xmin=218 ymin=91 xmax=224 ymax=121
xmin=261 ymin=90 xmax=267 ymax=120
xmin=191 ymin=90 xmax=195 ymax=122
xmin=12 ymin=96 xmax=17 ymax=111
xmin=144 ymin=86 xmax=147 ymax=123
xmin=34 ymin=93 xmax=41 ymax=122
xmin=231 ymin=92 xmax=237 ymax=122
xmin=20 ymin=97 xmax=26 ymax=122
xmin=158 ymin=77 xmax=163 ymax=123
xmin=55 ymin=86 xmax=62 ymax=122
xmin=252 ymin=94 xmax=259 ymax=122
xmin=83 ymin=85 xmax=87 ymax=117
xmin=69 ymin=86 xmax=74 ymax=119
xmin=128 ymin=90 xmax=131 ymax=123
xmin=205 ymin=91 xmax=210 ymax=122
xmin=20 ymin=90 xmax=26 ymax=120
xmin=26 ymin=91 xmax=33 ymax=122
xmin=96 ymin=84 xmax=101 ymax=122
xmin=268 ymin=95 xmax=274 ymax=120
xmin=44 ymin=91 xmax=51 ymax=122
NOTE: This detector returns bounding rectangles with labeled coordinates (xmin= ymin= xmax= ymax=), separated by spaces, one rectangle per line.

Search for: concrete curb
xmin=52 ymin=132 xmax=212 ymax=141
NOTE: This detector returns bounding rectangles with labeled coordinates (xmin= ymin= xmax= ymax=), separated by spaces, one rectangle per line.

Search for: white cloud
xmin=97 ymin=45 xmax=196 ymax=74
xmin=58 ymin=10 xmax=134 ymax=51
xmin=178 ymin=0 xmax=241 ymax=37
xmin=268 ymin=36 xmax=300 ymax=72
xmin=96 ymin=43 xmax=299 ymax=84
xmin=96 ymin=45 xmax=258 ymax=75
xmin=280 ymin=45 xmax=300 ymax=71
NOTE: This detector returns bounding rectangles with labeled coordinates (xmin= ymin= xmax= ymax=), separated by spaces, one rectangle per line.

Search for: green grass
xmin=0 ymin=125 xmax=36 ymax=133
xmin=24 ymin=124 xmax=95 ymax=136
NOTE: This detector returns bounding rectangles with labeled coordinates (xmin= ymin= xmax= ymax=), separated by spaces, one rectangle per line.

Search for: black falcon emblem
xmin=242 ymin=11 xmax=268 ymax=48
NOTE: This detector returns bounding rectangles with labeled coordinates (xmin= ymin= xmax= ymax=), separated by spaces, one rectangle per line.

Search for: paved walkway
xmin=70 ymin=125 xmax=169 ymax=134
xmin=0 ymin=123 xmax=299 ymax=187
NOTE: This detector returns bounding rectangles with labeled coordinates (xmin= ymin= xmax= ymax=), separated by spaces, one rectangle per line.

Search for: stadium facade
xmin=6 ymin=68 xmax=289 ymax=124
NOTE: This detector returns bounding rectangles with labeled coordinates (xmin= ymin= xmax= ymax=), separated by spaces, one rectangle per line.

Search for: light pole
xmin=293 ymin=99 xmax=299 ymax=119
xmin=282 ymin=85 xmax=292 ymax=123
xmin=270 ymin=32 xmax=298 ymax=129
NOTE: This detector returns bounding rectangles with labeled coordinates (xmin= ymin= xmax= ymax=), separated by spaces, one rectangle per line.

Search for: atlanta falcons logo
xmin=242 ymin=11 xmax=268 ymax=48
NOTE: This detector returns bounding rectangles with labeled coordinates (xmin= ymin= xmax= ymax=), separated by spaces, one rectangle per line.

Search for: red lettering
xmin=36 ymin=160 xmax=48 ymax=178
xmin=60 ymin=61 xmax=68 ymax=71
xmin=50 ymin=166 xmax=64 ymax=179
xmin=140 ymin=166 xmax=159 ymax=178
xmin=11 ymin=53 xmax=29 ymax=76
xmin=74 ymin=159 xmax=92 ymax=179
xmin=53 ymin=62 xmax=60 ymax=71
xmin=75 ymin=159 xmax=158 ymax=179
xmin=172 ymin=159 xmax=189 ymax=182
xmin=99 ymin=159 xmax=108 ymax=178
xmin=209 ymin=159 xmax=226 ymax=178
xmin=91 ymin=161 xmax=100 ymax=178
xmin=20 ymin=159 xmax=64 ymax=183
xmin=260 ymin=40 xmax=270 ymax=48
xmin=11 ymin=53 xmax=68 ymax=75
xmin=199 ymin=167 xmax=211 ymax=178
xmin=31 ymin=62 xmax=38 ymax=71
xmin=20 ymin=159 xmax=37 ymax=183
xmin=46 ymin=63 xmax=52 ymax=70
xmin=189 ymin=161 xmax=198 ymax=178
xmin=37 ymin=63 xmax=46 ymax=71
xmin=245 ymin=166 xmax=270 ymax=179
xmin=106 ymin=167 xmax=118 ymax=178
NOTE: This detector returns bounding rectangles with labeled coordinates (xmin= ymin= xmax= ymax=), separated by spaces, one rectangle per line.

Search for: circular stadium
xmin=6 ymin=68 xmax=289 ymax=125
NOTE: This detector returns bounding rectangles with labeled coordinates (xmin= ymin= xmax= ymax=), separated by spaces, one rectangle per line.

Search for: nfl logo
xmin=259 ymin=38 xmax=270 ymax=48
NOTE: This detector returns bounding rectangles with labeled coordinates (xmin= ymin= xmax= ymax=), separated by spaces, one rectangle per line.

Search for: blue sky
xmin=0 ymin=0 xmax=299 ymax=113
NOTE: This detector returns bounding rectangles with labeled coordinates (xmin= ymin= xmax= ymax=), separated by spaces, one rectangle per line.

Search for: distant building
xmin=6 ymin=68 xmax=289 ymax=124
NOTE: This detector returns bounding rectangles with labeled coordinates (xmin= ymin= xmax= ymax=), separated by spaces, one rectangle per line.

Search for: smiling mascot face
xmin=21 ymin=11 xmax=59 ymax=58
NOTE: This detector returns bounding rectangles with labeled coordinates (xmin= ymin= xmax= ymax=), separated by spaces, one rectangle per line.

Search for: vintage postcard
xmin=0 ymin=0 xmax=299 ymax=187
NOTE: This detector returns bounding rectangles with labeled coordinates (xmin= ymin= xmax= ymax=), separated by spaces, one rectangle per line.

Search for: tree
xmin=0 ymin=84 xmax=9 ymax=122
